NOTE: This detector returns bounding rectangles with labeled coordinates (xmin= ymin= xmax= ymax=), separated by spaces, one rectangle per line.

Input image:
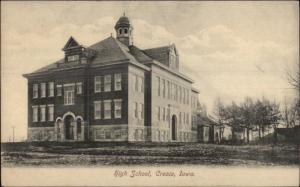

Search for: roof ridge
xmin=110 ymin=37 xmax=141 ymax=63
xmin=130 ymin=45 xmax=154 ymax=62
xmin=88 ymin=36 xmax=112 ymax=49
xmin=143 ymin=45 xmax=172 ymax=51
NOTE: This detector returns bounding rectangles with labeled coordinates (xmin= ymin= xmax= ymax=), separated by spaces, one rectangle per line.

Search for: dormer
xmin=62 ymin=36 xmax=85 ymax=63
xmin=168 ymin=44 xmax=179 ymax=71
xmin=143 ymin=44 xmax=180 ymax=71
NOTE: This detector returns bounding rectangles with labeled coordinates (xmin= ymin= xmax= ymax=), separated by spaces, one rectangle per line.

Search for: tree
xmin=286 ymin=62 xmax=300 ymax=90
xmin=285 ymin=62 xmax=300 ymax=125
xmin=240 ymin=97 xmax=256 ymax=143
xmin=224 ymin=101 xmax=244 ymax=141
xmin=282 ymin=97 xmax=298 ymax=128
xmin=213 ymin=97 xmax=226 ymax=126
xmin=255 ymin=98 xmax=282 ymax=139
xmin=213 ymin=97 xmax=228 ymax=140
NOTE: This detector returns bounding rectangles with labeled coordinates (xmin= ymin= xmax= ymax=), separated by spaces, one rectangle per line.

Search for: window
xmin=105 ymin=131 xmax=111 ymax=139
xmin=139 ymin=77 xmax=144 ymax=92
xmin=171 ymin=83 xmax=175 ymax=100
xmin=134 ymin=102 xmax=138 ymax=118
xmin=48 ymin=82 xmax=54 ymax=97
xmin=162 ymin=79 xmax=166 ymax=98
xmin=187 ymin=90 xmax=189 ymax=105
xmin=114 ymin=99 xmax=122 ymax=118
xmin=104 ymin=75 xmax=111 ymax=92
xmin=179 ymin=86 xmax=182 ymax=103
xmin=186 ymin=113 xmax=189 ymax=124
xmin=104 ymin=100 xmax=111 ymax=119
xmin=94 ymin=101 xmax=101 ymax=119
xmin=56 ymin=85 xmax=62 ymax=96
xmin=183 ymin=88 xmax=186 ymax=104
xmin=124 ymin=28 xmax=128 ymax=34
xmin=175 ymin=84 xmax=178 ymax=101
xmin=167 ymin=81 xmax=170 ymax=99
xmin=32 ymin=106 xmax=38 ymax=122
xmin=76 ymin=82 xmax=82 ymax=94
xmin=40 ymin=83 xmax=46 ymax=98
xmin=162 ymin=107 xmax=166 ymax=121
xmin=48 ymin=105 xmax=54 ymax=121
xmin=64 ymin=84 xmax=75 ymax=105
xmin=33 ymin=84 xmax=38 ymax=98
xmin=114 ymin=74 xmax=122 ymax=91
xmin=157 ymin=106 xmax=160 ymax=121
xmin=167 ymin=108 xmax=170 ymax=121
xmin=40 ymin=105 xmax=46 ymax=122
xmin=135 ymin=75 xmax=138 ymax=92
xmin=179 ymin=112 xmax=182 ymax=125
xmin=95 ymin=76 xmax=102 ymax=93
xmin=81 ymin=57 xmax=87 ymax=64
xmin=139 ymin=103 xmax=144 ymax=119
xmin=77 ymin=119 xmax=82 ymax=134
xmin=67 ymin=55 xmax=79 ymax=62
xmin=157 ymin=77 xmax=160 ymax=96
xmin=118 ymin=28 xmax=122 ymax=35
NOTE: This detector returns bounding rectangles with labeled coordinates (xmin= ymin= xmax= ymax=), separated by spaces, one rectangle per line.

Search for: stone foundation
xmin=28 ymin=127 xmax=55 ymax=141
xmin=27 ymin=125 xmax=197 ymax=142
xmin=89 ymin=124 xmax=128 ymax=141
xmin=151 ymin=127 xmax=171 ymax=142
xmin=128 ymin=126 xmax=151 ymax=142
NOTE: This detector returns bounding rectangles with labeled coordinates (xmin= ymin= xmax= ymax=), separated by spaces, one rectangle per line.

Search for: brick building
xmin=23 ymin=15 xmax=199 ymax=142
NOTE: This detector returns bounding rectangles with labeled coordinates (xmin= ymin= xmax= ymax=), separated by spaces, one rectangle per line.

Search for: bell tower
xmin=114 ymin=13 xmax=133 ymax=46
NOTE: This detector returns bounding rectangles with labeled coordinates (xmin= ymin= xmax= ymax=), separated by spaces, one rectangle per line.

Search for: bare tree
xmin=286 ymin=62 xmax=300 ymax=90
xmin=282 ymin=97 xmax=298 ymax=128
xmin=286 ymin=62 xmax=300 ymax=126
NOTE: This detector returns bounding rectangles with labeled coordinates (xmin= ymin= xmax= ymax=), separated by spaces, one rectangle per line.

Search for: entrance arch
xmin=65 ymin=115 xmax=75 ymax=140
xmin=171 ymin=115 xmax=177 ymax=141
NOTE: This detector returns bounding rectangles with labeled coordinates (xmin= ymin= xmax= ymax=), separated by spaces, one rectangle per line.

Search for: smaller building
xmin=196 ymin=113 xmax=222 ymax=143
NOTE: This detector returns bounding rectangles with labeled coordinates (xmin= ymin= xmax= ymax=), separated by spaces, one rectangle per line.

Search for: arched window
xmin=118 ymin=28 xmax=122 ymax=35
xmin=124 ymin=28 xmax=128 ymax=34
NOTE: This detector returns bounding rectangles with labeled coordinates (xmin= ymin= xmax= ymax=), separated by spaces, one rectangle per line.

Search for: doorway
xmin=65 ymin=115 xmax=74 ymax=140
xmin=171 ymin=115 xmax=177 ymax=141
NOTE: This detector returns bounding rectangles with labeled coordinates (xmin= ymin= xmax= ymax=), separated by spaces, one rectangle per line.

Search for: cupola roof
xmin=114 ymin=15 xmax=131 ymax=29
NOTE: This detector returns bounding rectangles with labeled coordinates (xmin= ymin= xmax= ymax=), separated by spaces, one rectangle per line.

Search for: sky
xmin=1 ymin=1 xmax=299 ymax=141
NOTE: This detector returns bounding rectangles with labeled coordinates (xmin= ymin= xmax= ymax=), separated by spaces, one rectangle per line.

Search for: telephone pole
xmin=12 ymin=126 xmax=15 ymax=142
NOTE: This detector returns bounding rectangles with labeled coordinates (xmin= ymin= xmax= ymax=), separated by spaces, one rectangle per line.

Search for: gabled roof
xmin=24 ymin=37 xmax=191 ymax=84
xmin=143 ymin=44 xmax=177 ymax=59
xmin=88 ymin=36 xmax=139 ymax=65
xmin=129 ymin=45 xmax=153 ymax=63
xmin=62 ymin=36 xmax=81 ymax=51
xmin=198 ymin=114 xmax=218 ymax=126
xmin=25 ymin=36 xmax=143 ymax=76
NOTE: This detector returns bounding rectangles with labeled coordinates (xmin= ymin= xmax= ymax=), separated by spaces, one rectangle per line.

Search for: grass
xmin=1 ymin=142 xmax=299 ymax=166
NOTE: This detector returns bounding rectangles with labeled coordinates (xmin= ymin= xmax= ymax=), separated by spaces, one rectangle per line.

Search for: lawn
xmin=1 ymin=142 xmax=299 ymax=166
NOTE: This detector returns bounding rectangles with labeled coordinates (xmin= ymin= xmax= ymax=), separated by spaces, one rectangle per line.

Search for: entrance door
xmin=65 ymin=115 xmax=74 ymax=140
xmin=171 ymin=115 xmax=177 ymax=141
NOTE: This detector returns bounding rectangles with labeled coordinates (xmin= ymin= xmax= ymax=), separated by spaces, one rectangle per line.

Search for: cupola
xmin=114 ymin=13 xmax=133 ymax=46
